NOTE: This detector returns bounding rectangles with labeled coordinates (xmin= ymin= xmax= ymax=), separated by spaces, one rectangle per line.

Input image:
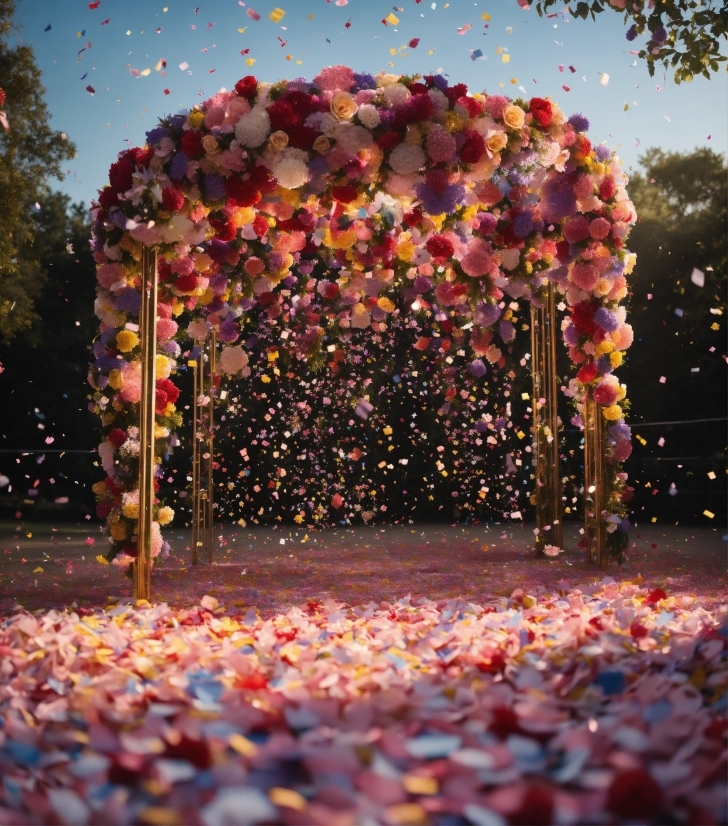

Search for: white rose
xmin=357 ymin=104 xmax=381 ymax=130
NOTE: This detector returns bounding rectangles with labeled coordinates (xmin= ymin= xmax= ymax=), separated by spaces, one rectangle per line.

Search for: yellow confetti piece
xmin=506 ymin=26 xmax=513 ymax=33
xmin=496 ymin=46 xmax=503 ymax=54
xmin=269 ymin=788 xmax=307 ymax=811
xmin=386 ymin=12 xmax=400 ymax=25
xmin=703 ymin=510 xmax=715 ymax=519
xmin=96 ymin=555 xmax=109 ymax=565
xmin=651 ymin=517 xmax=658 ymax=523
xmin=33 ymin=567 xmax=43 ymax=573
xmin=246 ymin=58 xmax=256 ymax=66
xmin=238 ymin=27 xmax=246 ymax=33
xmin=296 ymin=59 xmax=303 ymax=65
xmin=403 ymin=775 xmax=439 ymax=795
xmin=481 ymin=12 xmax=491 ymax=21
xmin=427 ymin=49 xmax=436 ymax=55
xmin=502 ymin=53 xmax=510 ymax=63
xmin=707 ymin=471 xmax=716 ymax=479
xmin=140 ymin=68 xmax=151 ymax=77
xmin=383 ymin=426 xmax=393 ymax=435
xmin=229 ymin=733 xmax=258 ymax=757
xmin=154 ymin=60 xmax=164 ymax=71
xmin=307 ymin=13 xmax=314 ymax=19
xmin=386 ymin=804 xmax=428 ymax=826
xmin=510 ymin=77 xmax=518 ymax=84
xmin=285 ymin=53 xmax=292 ymax=61
xmin=138 ymin=807 xmax=181 ymax=826
xmin=517 ymin=430 xmax=525 ymax=439
xmin=390 ymin=47 xmax=397 ymax=55
xmin=521 ymin=392 xmax=530 ymax=401
xmin=268 ymin=7 xmax=285 ymax=23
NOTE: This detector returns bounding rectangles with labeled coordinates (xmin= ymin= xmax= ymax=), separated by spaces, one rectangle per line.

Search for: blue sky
xmin=13 ymin=0 xmax=727 ymax=208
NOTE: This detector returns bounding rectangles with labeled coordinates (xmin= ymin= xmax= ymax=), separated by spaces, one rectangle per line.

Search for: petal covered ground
xmin=0 ymin=579 xmax=726 ymax=826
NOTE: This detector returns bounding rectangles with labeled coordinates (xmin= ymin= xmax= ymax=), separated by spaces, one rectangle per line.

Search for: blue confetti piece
xmin=643 ymin=699 xmax=672 ymax=724
xmin=45 ymin=24 xmax=51 ymax=32
xmin=594 ymin=671 xmax=625 ymax=696
xmin=3 ymin=740 xmax=40 ymax=767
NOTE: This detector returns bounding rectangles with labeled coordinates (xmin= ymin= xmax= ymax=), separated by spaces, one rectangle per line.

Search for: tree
xmin=530 ymin=0 xmax=727 ymax=84
xmin=0 ymin=0 xmax=76 ymax=343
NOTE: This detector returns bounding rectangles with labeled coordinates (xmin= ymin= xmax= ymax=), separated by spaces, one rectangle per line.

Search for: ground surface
xmin=0 ymin=521 xmax=725 ymax=615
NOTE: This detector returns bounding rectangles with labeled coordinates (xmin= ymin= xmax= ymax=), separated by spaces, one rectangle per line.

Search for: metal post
xmin=190 ymin=351 xmax=200 ymax=565
xmin=530 ymin=283 xmax=562 ymax=553
xmin=583 ymin=394 xmax=606 ymax=568
xmin=134 ymin=247 xmax=158 ymax=601
xmin=205 ymin=329 xmax=216 ymax=564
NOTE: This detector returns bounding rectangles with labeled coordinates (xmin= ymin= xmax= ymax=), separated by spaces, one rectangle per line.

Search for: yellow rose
xmin=502 ymin=104 xmax=526 ymax=130
xmin=330 ymin=91 xmax=358 ymax=122
xmin=116 ymin=330 xmax=139 ymax=352
xmin=201 ymin=135 xmax=220 ymax=154
xmin=268 ymin=130 xmax=289 ymax=151
xmin=485 ymin=130 xmax=508 ymax=155
xmin=313 ymin=135 xmax=331 ymax=154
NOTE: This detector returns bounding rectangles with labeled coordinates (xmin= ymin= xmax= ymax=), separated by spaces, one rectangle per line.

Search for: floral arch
xmin=89 ymin=66 xmax=636 ymax=599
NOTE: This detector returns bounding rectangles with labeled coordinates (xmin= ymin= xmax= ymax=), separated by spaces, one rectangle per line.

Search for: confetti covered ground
xmin=0 ymin=522 xmax=726 ymax=825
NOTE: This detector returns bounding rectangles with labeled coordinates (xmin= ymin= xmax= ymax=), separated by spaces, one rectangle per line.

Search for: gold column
xmin=134 ymin=247 xmax=158 ymax=601
xmin=190 ymin=331 xmax=216 ymax=564
xmin=583 ymin=394 xmax=606 ymax=568
xmin=530 ymin=283 xmax=563 ymax=553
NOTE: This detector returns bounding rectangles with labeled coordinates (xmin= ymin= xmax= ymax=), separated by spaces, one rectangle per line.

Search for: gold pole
xmin=531 ymin=284 xmax=562 ymax=554
xmin=190 ymin=350 xmax=200 ymax=565
xmin=206 ymin=329 xmax=216 ymax=564
xmin=134 ymin=247 xmax=158 ymax=602
xmin=583 ymin=395 xmax=596 ymax=564
xmin=595 ymin=400 xmax=606 ymax=569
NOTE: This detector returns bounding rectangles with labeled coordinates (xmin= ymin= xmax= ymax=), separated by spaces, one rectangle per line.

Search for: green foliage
xmin=0 ymin=0 xmax=76 ymax=342
xmin=534 ymin=0 xmax=727 ymax=84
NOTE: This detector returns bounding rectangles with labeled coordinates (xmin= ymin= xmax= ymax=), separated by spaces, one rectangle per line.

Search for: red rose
xmin=267 ymin=99 xmax=298 ymax=131
xmin=155 ymin=378 xmax=180 ymax=414
xmin=331 ymin=185 xmax=358 ymax=203
xmin=576 ymin=362 xmax=599 ymax=384
xmin=599 ymin=176 xmax=617 ymax=201
xmin=529 ymin=97 xmax=553 ymax=128
xmin=444 ymin=82 xmax=468 ymax=106
xmin=252 ymin=215 xmax=269 ymax=237
xmin=107 ymin=428 xmax=127 ymax=448
xmin=375 ymin=131 xmax=401 ymax=151
xmin=174 ymin=273 xmax=200 ymax=294
xmin=161 ymin=187 xmax=185 ymax=212
xmin=403 ymin=208 xmax=422 ymax=226
xmin=108 ymin=149 xmax=137 ymax=192
xmin=286 ymin=125 xmax=318 ymax=150
xmin=225 ymin=176 xmax=261 ymax=207
xmin=247 ymin=164 xmax=277 ymax=193
xmin=98 ymin=187 xmax=119 ymax=210
xmin=408 ymin=82 xmax=428 ymax=95
xmin=281 ymin=89 xmax=314 ymax=119
xmin=180 ymin=129 xmax=205 ymax=159
xmin=426 ymin=235 xmax=455 ymax=259
xmin=460 ymin=129 xmax=485 ymax=164
xmin=607 ymin=769 xmax=663 ymax=820
xmin=456 ymin=95 xmax=483 ymax=118
xmin=234 ymin=75 xmax=257 ymax=99
xmin=134 ymin=146 xmax=155 ymax=168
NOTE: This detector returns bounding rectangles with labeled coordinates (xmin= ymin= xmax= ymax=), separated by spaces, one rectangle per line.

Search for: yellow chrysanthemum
xmin=602 ymin=404 xmax=623 ymax=421
xmin=116 ymin=330 xmax=139 ymax=352
xmin=156 ymin=354 xmax=172 ymax=379
xmin=92 ymin=481 xmax=107 ymax=496
xmin=122 ymin=502 xmax=139 ymax=519
xmin=188 ymin=110 xmax=205 ymax=128
xmin=396 ymin=239 xmax=416 ymax=262
xmin=595 ymin=339 xmax=615 ymax=357
xmin=110 ymin=521 xmax=129 ymax=541
xmin=610 ymin=350 xmax=624 ymax=368
xmin=107 ymin=369 xmax=123 ymax=390
xmin=157 ymin=506 xmax=175 ymax=526
xmin=198 ymin=287 xmax=215 ymax=305
xmin=230 ymin=206 xmax=256 ymax=227
xmin=616 ymin=382 xmax=627 ymax=401
xmin=377 ymin=297 xmax=396 ymax=313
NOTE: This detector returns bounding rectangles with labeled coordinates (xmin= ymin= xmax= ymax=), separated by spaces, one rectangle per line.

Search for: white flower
xmin=272 ymin=150 xmax=309 ymax=189
xmin=234 ymin=107 xmax=270 ymax=148
xmin=218 ymin=345 xmax=249 ymax=375
xmin=388 ymin=143 xmax=425 ymax=175
xmin=318 ymin=112 xmax=339 ymax=137
xmin=382 ymin=82 xmax=411 ymax=108
xmin=357 ymin=104 xmax=381 ymax=130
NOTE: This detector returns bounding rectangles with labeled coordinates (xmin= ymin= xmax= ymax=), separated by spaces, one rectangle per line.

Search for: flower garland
xmin=88 ymin=67 xmax=637 ymax=568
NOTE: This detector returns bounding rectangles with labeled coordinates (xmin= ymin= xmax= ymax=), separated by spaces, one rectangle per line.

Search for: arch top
xmin=90 ymin=66 xmax=636 ymax=567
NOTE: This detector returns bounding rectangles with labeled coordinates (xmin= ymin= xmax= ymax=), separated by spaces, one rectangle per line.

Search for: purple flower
xmin=542 ymin=182 xmax=576 ymax=221
xmin=563 ymin=323 xmax=580 ymax=346
xmin=625 ymin=24 xmax=637 ymax=41
xmin=415 ymin=182 xmax=465 ymax=215
xmin=116 ymin=288 xmax=142 ymax=314
xmin=475 ymin=302 xmax=501 ymax=327
xmin=204 ymin=173 xmax=226 ymax=201
xmin=507 ymin=167 xmax=534 ymax=186
xmin=161 ymin=340 xmax=181 ymax=357
xmin=308 ymin=156 xmax=329 ymax=176
xmin=217 ymin=317 xmax=240 ymax=343
xmin=352 ymin=72 xmax=376 ymax=91
xmin=95 ymin=354 xmax=120 ymax=372
xmin=474 ymin=420 xmax=489 ymax=433
xmin=594 ymin=307 xmax=619 ymax=333
xmin=240 ymin=298 xmax=257 ymax=312
xmin=207 ymin=239 xmax=230 ymax=264
xmin=609 ymin=422 xmax=631 ymax=441
xmin=169 ymin=152 xmax=188 ymax=180
xmin=414 ymin=275 xmax=433 ymax=293
xmin=595 ymin=144 xmax=612 ymax=162
xmin=499 ymin=321 xmax=515 ymax=343
xmin=477 ymin=213 xmax=498 ymax=234
xmin=653 ymin=26 xmax=667 ymax=44
xmin=170 ymin=114 xmax=187 ymax=133
xmin=109 ymin=211 xmax=128 ymax=229
xmin=431 ymin=75 xmax=449 ymax=91
xmin=568 ymin=113 xmax=590 ymax=133
xmin=146 ymin=126 xmax=169 ymax=144
xmin=512 ymin=212 xmax=534 ymax=238
xmin=597 ymin=354 xmax=611 ymax=375
xmin=549 ymin=265 xmax=570 ymax=284
xmin=469 ymin=359 xmax=487 ymax=378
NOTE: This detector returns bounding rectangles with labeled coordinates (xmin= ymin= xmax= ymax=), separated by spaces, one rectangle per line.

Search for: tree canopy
xmin=531 ymin=0 xmax=727 ymax=84
xmin=0 ymin=0 xmax=76 ymax=343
